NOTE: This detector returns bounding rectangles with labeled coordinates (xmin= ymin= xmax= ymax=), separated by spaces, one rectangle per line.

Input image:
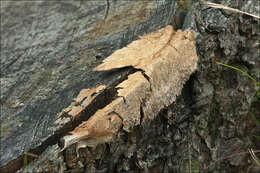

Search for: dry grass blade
xmin=24 ymin=152 xmax=39 ymax=158
xmin=249 ymin=148 xmax=260 ymax=166
xmin=200 ymin=0 xmax=260 ymax=19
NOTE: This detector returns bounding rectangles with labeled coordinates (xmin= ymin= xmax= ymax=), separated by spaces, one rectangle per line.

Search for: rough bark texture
xmin=1 ymin=0 xmax=260 ymax=173
xmin=183 ymin=1 xmax=260 ymax=172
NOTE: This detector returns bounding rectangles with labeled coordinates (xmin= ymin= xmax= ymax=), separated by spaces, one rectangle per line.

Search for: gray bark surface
xmin=1 ymin=0 xmax=260 ymax=173
xmin=1 ymin=0 xmax=178 ymax=172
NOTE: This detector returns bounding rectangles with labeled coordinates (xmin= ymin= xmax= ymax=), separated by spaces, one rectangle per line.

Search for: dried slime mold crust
xmin=56 ymin=85 xmax=106 ymax=122
xmin=94 ymin=25 xmax=174 ymax=71
xmin=60 ymin=25 xmax=198 ymax=152
xmin=95 ymin=25 xmax=198 ymax=131
xmin=60 ymin=110 xmax=122 ymax=155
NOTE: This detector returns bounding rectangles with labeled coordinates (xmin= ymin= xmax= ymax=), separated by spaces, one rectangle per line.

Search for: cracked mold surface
xmin=58 ymin=25 xmax=197 ymax=167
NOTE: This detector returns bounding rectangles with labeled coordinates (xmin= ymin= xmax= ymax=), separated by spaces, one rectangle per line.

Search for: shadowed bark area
xmin=1 ymin=0 xmax=260 ymax=173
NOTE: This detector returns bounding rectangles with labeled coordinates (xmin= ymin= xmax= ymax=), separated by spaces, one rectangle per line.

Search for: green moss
xmin=190 ymin=161 xmax=200 ymax=173
xmin=252 ymin=89 xmax=260 ymax=103
xmin=177 ymin=0 xmax=192 ymax=12
xmin=249 ymin=112 xmax=260 ymax=125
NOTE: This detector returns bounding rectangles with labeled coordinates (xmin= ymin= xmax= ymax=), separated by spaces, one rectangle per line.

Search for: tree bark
xmin=1 ymin=0 xmax=259 ymax=173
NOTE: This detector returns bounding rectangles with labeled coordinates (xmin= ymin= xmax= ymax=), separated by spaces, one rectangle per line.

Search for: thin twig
xmin=203 ymin=149 xmax=260 ymax=170
xmin=249 ymin=148 xmax=260 ymax=166
xmin=200 ymin=0 xmax=260 ymax=19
